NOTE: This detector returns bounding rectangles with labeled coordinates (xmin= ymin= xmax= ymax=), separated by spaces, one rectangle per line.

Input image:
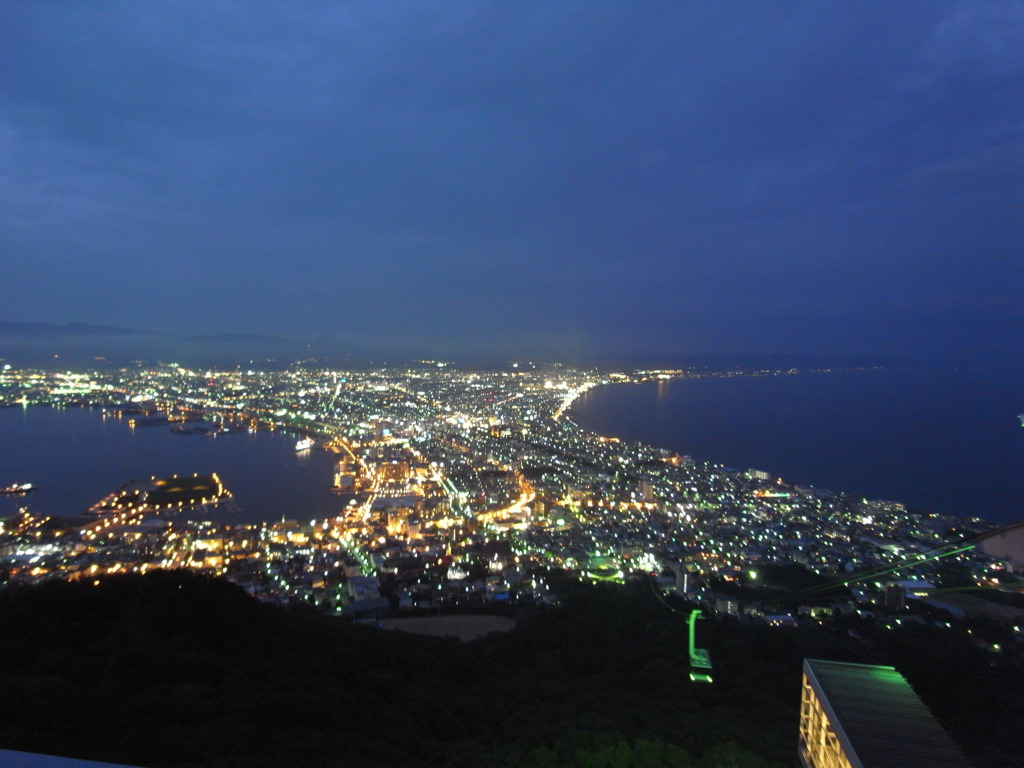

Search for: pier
xmin=82 ymin=473 xmax=235 ymax=539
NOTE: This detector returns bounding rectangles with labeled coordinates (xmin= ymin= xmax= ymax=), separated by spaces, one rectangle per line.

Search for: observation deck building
xmin=798 ymin=659 xmax=969 ymax=768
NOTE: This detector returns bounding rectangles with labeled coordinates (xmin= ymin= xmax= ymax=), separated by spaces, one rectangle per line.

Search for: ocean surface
xmin=0 ymin=406 xmax=343 ymax=524
xmin=572 ymin=367 xmax=1024 ymax=525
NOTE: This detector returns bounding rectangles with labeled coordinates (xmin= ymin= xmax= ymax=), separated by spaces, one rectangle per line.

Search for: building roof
xmin=803 ymin=659 xmax=969 ymax=768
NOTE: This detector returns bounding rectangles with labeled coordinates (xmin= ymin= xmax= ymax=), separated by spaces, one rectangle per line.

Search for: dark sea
xmin=0 ymin=406 xmax=343 ymax=524
xmin=572 ymin=367 xmax=1024 ymax=525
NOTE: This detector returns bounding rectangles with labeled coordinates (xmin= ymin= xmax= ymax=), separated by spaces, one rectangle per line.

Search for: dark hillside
xmin=0 ymin=571 xmax=1016 ymax=767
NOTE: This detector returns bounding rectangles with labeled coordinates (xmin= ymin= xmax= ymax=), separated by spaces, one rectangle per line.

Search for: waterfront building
xmin=798 ymin=659 xmax=968 ymax=768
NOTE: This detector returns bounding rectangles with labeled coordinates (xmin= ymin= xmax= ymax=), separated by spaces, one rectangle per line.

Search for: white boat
xmin=0 ymin=483 xmax=34 ymax=495
xmin=295 ymin=438 xmax=315 ymax=451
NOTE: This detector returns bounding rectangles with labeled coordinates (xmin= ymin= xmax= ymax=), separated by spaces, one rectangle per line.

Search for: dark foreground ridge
xmin=0 ymin=570 xmax=1018 ymax=768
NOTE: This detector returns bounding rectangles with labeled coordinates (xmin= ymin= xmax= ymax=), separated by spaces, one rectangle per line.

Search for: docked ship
xmin=295 ymin=437 xmax=315 ymax=451
xmin=0 ymin=483 xmax=34 ymax=495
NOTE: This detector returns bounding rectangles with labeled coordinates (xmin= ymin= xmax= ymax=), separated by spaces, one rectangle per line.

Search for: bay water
xmin=0 ymin=406 xmax=343 ymax=524
xmin=572 ymin=367 xmax=1023 ymax=525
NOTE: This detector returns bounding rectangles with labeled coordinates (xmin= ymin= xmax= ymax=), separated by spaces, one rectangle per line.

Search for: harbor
xmin=0 ymin=405 xmax=343 ymax=524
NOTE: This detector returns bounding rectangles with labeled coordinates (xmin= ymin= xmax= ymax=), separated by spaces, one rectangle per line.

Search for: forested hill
xmin=0 ymin=571 xmax=1016 ymax=768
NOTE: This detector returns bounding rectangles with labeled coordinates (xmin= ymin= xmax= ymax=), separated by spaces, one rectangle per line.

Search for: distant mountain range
xmin=0 ymin=323 xmax=306 ymax=347
xmin=0 ymin=321 xmax=988 ymax=371
xmin=182 ymin=332 xmax=299 ymax=344
xmin=0 ymin=321 xmax=155 ymax=338
xmin=0 ymin=322 xmax=317 ymax=368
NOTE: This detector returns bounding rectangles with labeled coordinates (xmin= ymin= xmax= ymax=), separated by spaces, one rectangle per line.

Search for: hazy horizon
xmin=1 ymin=318 xmax=1019 ymax=370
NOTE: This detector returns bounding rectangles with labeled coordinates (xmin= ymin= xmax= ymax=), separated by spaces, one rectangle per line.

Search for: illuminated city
xmin=0 ymin=363 xmax=1010 ymax=629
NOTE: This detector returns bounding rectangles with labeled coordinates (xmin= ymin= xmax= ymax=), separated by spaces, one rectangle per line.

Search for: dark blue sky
xmin=2 ymin=2 xmax=1021 ymax=361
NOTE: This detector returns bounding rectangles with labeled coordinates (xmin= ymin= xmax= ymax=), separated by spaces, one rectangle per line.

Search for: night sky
xmin=2 ymin=2 xmax=1021 ymax=361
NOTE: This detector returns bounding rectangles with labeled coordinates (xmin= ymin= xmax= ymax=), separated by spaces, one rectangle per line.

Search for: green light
xmin=688 ymin=609 xmax=713 ymax=684
xmin=799 ymin=543 xmax=975 ymax=597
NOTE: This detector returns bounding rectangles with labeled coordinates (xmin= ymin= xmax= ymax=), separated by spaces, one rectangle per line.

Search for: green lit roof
xmin=803 ymin=659 xmax=970 ymax=768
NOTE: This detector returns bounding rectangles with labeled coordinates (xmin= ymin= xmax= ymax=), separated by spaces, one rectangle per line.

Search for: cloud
xmin=0 ymin=1 xmax=1019 ymax=360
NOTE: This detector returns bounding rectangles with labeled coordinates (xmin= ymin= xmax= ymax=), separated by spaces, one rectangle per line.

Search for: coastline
xmin=568 ymin=367 xmax=1023 ymax=524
